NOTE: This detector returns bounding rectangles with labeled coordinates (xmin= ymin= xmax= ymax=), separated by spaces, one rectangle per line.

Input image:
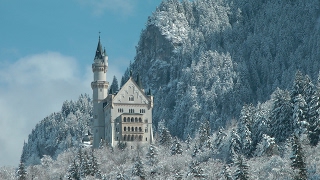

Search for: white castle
xmin=91 ymin=36 xmax=154 ymax=148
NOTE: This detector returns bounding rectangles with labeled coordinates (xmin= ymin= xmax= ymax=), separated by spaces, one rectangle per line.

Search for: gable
xmin=113 ymin=78 xmax=150 ymax=104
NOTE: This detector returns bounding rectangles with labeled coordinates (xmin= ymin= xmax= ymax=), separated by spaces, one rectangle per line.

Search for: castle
xmin=91 ymin=36 xmax=154 ymax=148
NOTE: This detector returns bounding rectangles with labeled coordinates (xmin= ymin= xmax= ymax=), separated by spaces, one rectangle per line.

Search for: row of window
xmin=118 ymin=135 xmax=147 ymax=142
xmin=123 ymin=126 xmax=143 ymax=132
xmin=117 ymin=108 xmax=146 ymax=114
xmin=123 ymin=117 xmax=142 ymax=123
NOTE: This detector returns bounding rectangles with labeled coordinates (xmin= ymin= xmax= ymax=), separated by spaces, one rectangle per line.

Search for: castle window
xmin=131 ymin=117 xmax=134 ymax=122
xmin=135 ymin=118 xmax=138 ymax=122
xmin=139 ymin=127 xmax=142 ymax=132
xmin=123 ymin=135 xmax=126 ymax=141
xmin=131 ymin=127 xmax=134 ymax=131
xmin=124 ymin=127 xmax=126 ymax=131
xmin=135 ymin=127 xmax=138 ymax=132
xmin=139 ymin=135 xmax=142 ymax=141
xmin=145 ymin=128 xmax=148 ymax=133
xmin=139 ymin=118 xmax=142 ymax=122
xmin=146 ymin=137 xmax=148 ymax=141
xmin=128 ymin=127 xmax=130 ymax=131
xmin=129 ymin=96 xmax=134 ymax=101
xmin=123 ymin=117 xmax=126 ymax=122
xmin=131 ymin=135 xmax=134 ymax=141
xmin=140 ymin=109 xmax=145 ymax=113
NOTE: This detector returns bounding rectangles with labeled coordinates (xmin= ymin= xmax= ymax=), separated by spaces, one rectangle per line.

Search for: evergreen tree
xmin=229 ymin=129 xmax=241 ymax=163
xmin=67 ymin=159 xmax=80 ymax=180
xmin=290 ymin=135 xmax=307 ymax=180
xmin=17 ymin=161 xmax=27 ymax=180
xmin=307 ymin=73 xmax=320 ymax=146
xmin=171 ymin=137 xmax=183 ymax=155
xmin=188 ymin=160 xmax=206 ymax=179
xmin=110 ymin=76 xmax=119 ymax=93
xmin=234 ymin=155 xmax=249 ymax=180
xmin=89 ymin=149 xmax=100 ymax=177
xmin=146 ymin=144 xmax=159 ymax=166
xmin=222 ymin=165 xmax=233 ymax=180
xmin=270 ymin=88 xmax=293 ymax=143
xmin=238 ymin=104 xmax=254 ymax=157
xmin=199 ymin=120 xmax=211 ymax=149
xmin=159 ymin=126 xmax=172 ymax=147
xmin=192 ymin=143 xmax=200 ymax=158
xmin=132 ymin=156 xmax=145 ymax=180
xmin=185 ymin=134 xmax=192 ymax=150
xmin=293 ymin=94 xmax=308 ymax=136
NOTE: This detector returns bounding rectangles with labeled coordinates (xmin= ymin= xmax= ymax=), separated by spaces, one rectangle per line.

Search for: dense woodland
xmin=2 ymin=0 xmax=320 ymax=179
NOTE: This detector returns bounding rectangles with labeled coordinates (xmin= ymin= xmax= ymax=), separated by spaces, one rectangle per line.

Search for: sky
xmin=0 ymin=0 xmax=162 ymax=167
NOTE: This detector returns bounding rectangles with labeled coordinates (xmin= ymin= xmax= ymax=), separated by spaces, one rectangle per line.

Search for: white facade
xmin=91 ymin=37 xmax=153 ymax=148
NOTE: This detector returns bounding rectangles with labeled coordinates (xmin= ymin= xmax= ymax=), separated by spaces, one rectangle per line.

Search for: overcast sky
xmin=0 ymin=0 xmax=161 ymax=167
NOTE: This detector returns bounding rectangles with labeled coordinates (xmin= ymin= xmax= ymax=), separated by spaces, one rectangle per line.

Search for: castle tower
xmin=91 ymin=36 xmax=109 ymax=148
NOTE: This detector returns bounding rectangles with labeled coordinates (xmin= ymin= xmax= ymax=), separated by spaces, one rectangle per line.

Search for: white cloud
xmin=0 ymin=52 xmax=92 ymax=167
xmin=76 ymin=0 xmax=135 ymax=16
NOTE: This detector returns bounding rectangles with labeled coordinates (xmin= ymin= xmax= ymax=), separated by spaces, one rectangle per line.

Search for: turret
xmin=91 ymin=35 xmax=109 ymax=148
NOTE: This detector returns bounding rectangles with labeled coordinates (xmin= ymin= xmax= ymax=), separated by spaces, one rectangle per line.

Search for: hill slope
xmin=126 ymin=0 xmax=320 ymax=138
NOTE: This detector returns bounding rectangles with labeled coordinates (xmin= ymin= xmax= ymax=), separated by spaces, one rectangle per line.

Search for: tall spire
xmin=95 ymin=33 xmax=103 ymax=60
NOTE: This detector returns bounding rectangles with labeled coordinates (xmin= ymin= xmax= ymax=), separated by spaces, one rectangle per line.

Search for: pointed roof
xmin=95 ymin=35 xmax=103 ymax=59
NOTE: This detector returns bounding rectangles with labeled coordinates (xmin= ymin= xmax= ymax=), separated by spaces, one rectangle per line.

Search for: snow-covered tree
xmin=146 ymin=144 xmax=159 ymax=166
xmin=290 ymin=135 xmax=307 ymax=180
xmin=234 ymin=155 xmax=249 ymax=180
xmin=171 ymin=137 xmax=183 ymax=155
xmin=17 ymin=161 xmax=27 ymax=180
xmin=270 ymin=88 xmax=293 ymax=143
xmin=132 ymin=156 xmax=145 ymax=179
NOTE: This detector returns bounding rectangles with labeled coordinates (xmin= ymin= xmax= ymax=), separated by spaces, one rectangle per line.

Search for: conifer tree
xmin=159 ymin=126 xmax=172 ymax=147
xmin=171 ymin=137 xmax=183 ymax=155
xmin=67 ymin=159 xmax=80 ymax=180
xmin=222 ymin=165 xmax=233 ymax=180
xmin=293 ymin=94 xmax=308 ymax=136
xmin=185 ymin=134 xmax=192 ymax=150
xmin=229 ymin=129 xmax=241 ymax=163
xmin=146 ymin=144 xmax=159 ymax=166
xmin=238 ymin=104 xmax=254 ymax=157
xmin=110 ymin=76 xmax=119 ymax=93
xmin=199 ymin=120 xmax=211 ymax=149
xmin=307 ymin=73 xmax=320 ymax=146
xmin=290 ymin=135 xmax=307 ymax=180
xmin=188 ymin=160 xmax=206 ymax=179
xmin=234 ymin=155 xmax=249 ymax=180
xmin=270 ymin=88 xmax=293 ymax=143
xmin=132 ymin=156 xmax=145 ymax=180
xmin=17 ymin=161 xmax=27 ymax=180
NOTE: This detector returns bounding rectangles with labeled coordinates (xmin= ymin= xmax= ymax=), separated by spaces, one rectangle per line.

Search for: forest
xmin=1 ymin=0 xmax=320 ymax=179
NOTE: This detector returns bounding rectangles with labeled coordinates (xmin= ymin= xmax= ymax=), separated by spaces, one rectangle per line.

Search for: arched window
xmin=135 ymin=118 xmax=138 ymax=122
xmin=124 ymin=127 xmax=126 ymax=131
xmin=131 ymin=135 xmax=134 ymax=141
xmin=135 ymin=127 xmax=138 ymax=132
xmin=123 ymin=117 xmax=126 ymax=122
xmin=131 ymin=117 xmax=134 ymax=122
xmin=146 ymin=137 xmax=148 ymax=141
xmin=139 ymin=118 xmax=142 ymax=122
xmin=123 ymin=135 xmax=126 ymax=141
xmin=139 ymin=127 xmax=142 ymax=132
xmin=139 ymin=135 xmax=142 ymax=141
xmin=128 ymin=127 xmax=130 ymax=131
xmin=129 ymin=95 xmax=134 ymax=101
xmin=131 ymin=127 xmax=134 ymax=131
